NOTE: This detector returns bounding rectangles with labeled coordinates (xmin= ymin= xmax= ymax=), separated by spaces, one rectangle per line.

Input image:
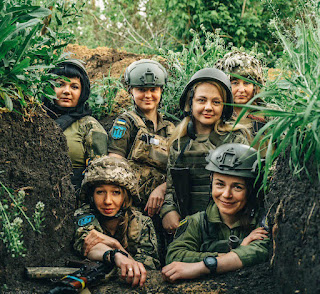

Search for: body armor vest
xmin=125 ymin=111 xmax=174 ymax=205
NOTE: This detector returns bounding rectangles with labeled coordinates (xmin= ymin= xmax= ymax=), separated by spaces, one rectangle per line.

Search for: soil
xmin=0 ymin=44 xmax=318 ymax=293
xmin=266 ymin=152 xmax=320 ymax=294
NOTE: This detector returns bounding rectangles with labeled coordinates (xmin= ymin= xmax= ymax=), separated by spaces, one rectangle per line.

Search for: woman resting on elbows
xmin=160 ymin=68 xmax=249 ymax=234
xmin=73 ymin=156 xmax=160 ymax=287
xmin=108 ymin=59 xmax=174 ymax=217
xmin=162 ymin=143 xmax=269 ymax=281
xmin=43 ymin=59 xmax=108 ymax=198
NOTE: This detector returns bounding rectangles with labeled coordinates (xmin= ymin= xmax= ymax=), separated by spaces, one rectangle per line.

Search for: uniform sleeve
xmin=231 ymin=234 xmax=270 ymax=267
xmin=79 ymin=117 xmax=108 ymax=160
xmin=108 ymin=114 xmax=135 ymax=158
xmin=160 ymin=145 xmax=179 ymax=218
xmin=225 ymin=129 xmax=250 ymax=146
xmin=166 ymin=215 xmax=217 ymax=264
xmin=130 ymin=215 xmax=161 ymax=270
xmin=73 ymin=206 xmax=104 ymax=256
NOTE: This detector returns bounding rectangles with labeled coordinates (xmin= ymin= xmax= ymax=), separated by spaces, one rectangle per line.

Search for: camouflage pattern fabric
xmin=80 ymin=156 xmax=140 ymax=205
xmin=74 ymin=204 xmax=160 ymax=270
xmin=64 ymin=115 xmax=108 ymax=169
xmin=166 ymin=201 xmax=270 ymax=267
xmin=108 ymin=107 xmax=174 ymax=206
xmin=215 ymin=51 xmax=264 ymax=85
xmin=160 ymin=130 xmax=249 ymax=218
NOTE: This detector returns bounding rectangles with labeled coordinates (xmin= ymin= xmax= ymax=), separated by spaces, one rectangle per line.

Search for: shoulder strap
xmin=125 ymin=111 xmax=148 ymax=130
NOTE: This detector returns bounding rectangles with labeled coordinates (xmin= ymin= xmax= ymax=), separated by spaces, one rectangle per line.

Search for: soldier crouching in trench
xmin=73 ymin=155 xmax=160 ymax=288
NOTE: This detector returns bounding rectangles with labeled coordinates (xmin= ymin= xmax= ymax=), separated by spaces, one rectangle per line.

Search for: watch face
xmin=204 ymin=256 xmax=217 ymax=273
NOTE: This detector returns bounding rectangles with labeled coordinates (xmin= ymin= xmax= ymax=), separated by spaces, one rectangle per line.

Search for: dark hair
xmin=51 ymin=62 xmax=90 ymax=105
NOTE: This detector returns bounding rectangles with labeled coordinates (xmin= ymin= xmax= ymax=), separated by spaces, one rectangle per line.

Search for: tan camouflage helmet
xmin=215 ymin=51 xmax=264 ymax=86
xmin=80 ymin=156 xmax=140 ymax=204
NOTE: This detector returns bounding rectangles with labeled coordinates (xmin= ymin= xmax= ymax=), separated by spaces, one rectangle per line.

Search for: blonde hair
xmin=169 ymin=80 xmax=247 ymax=148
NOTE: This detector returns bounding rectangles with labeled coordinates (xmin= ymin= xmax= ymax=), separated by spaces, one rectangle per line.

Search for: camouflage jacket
xmin=64 ymin=116 xmax=108 ymax=169
xmin=166 ymin=201 xmax=270 ymax=267
xmin=160 ymin=130 xmax=249 ymax=218
xmin=108 ymin=107 xmax=174 ymax=206
xmin=73 ymin=204 xmax=160 ymax=270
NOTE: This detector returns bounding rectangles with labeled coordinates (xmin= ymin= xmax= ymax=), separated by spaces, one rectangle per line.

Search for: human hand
xmin=114 ymin=253 xmax=147 ymax=287
xmin=241 ymin=227 xmax=269 ymax=246
xmin=162 ymin=261 xmax=208 ymax=282
xmin=144 ymin=183 xmax=166 ymax=217
xmin=84 ymin=229 xmax=123 ymax=256
xmin=162 ymin=211 xmax=181 ymax=234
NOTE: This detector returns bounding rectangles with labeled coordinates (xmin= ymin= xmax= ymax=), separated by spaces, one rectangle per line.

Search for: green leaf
xmin=11 ymin=58 xmax=30 ymax=75
xmin=27 ymin=7 xmax=52 ymax=18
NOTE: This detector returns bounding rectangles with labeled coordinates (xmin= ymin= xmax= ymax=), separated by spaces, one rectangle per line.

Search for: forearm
xmin=216 ymin=251 xmax=243 ymax=273
xmin=87 ymin=243 xmax=113 ymax=262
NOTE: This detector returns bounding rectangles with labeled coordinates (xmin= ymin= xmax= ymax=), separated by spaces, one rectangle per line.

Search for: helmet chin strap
xmin=186 ymin=88 xmax=197 ymax=140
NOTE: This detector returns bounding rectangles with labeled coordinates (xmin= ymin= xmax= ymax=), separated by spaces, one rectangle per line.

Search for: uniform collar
xmin=134 ymin=106 xmax=167 ymax=131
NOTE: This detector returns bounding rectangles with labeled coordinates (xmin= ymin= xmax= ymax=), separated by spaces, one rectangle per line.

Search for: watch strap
xmin=203 ymin=256 xmax=218 ymax=274
xmin=102 ymin=249 xmax=113 ymax=264
xmin=110 ymin=249 xmax=129 ymax=265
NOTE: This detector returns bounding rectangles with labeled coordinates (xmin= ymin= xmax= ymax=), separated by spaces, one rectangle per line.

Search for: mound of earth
xmin=266 ymin=152 xmax=320 ymax=294
xmin=0 ymin=110 xmax=76 ymax=293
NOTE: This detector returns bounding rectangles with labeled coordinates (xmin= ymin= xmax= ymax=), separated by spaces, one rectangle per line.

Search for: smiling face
xmin=131 ymin=86 xmax=162 ymax=114
xmin=192 ymin=82 xmax=224 ymax=134
xmin=54 ymin=77 xmax=82 ymax=108
xmin=212 ymin=172 xmax=248 ymax=221
xmin=230 ymin=78 xmax=255 ymax=105
xmin=93 ymin=184 xmax=125 ymax=217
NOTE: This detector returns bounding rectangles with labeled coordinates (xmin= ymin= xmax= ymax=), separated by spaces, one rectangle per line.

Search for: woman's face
xmin=131 ymin=87 xmax=162 ymax=113
xmin=54 ymin=77 xmax=82 ymax=108
xmin=192 ymin=83 xmax=224 ymax=133
xmin=212 ymin=172 xmax=247 ymax=218
xmin=231 ymin=79 xmax=254 ymax=105
xmin=93 ymin=184 xmax=125 ymax=217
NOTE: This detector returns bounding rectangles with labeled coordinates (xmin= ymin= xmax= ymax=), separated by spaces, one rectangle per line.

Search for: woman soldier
xmin=160 ymin=68 xmax=249 ymax=234
xmin=108 ymin=59 xmax=174 ymax=217
xmin=43 ymin=59 xmax=108 ymax=197
xmin=215 ymin=51 xmax=271 ymax=154
xmin=73 ymin=156 xmax=160 ymax=287
xmin=162 ymin=143 xmax=269 ymax=281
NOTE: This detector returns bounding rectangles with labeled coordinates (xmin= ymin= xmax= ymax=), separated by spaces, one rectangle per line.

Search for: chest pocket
xmin=127 ymin=112 xmax=170 ymax=171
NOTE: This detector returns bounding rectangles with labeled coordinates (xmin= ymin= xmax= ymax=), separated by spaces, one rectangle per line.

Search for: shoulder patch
xmin=111 ymin=125 xmax=126 ymax=139
xmin=77 ymin=214 xmax=95 ymax=227
xmin=174 ymin=218 xmax=189 ymax=239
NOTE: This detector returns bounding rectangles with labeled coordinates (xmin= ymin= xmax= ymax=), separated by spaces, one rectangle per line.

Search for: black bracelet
xmin=102 ymin=250 xmax=113 ymax=264
xmin=110 ymin=249 xmax=129 ymax=265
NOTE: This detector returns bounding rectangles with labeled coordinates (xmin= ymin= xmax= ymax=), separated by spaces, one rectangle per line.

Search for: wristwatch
xmin=110 ymin=249 xmax=128 ymax=265
xmin=203 ymin=256 xmax=218 ymax=274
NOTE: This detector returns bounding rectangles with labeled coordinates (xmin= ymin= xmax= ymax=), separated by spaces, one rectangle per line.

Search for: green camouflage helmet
xmin=124 ymin=59 xmax=167 ymax=87
xmin=215 ymin=51 xmax=264 ymax=85
xmin=80 ymin=156 xmax=140 ymax=204
xmin=205 ymin=143 xmax=262 ymax=179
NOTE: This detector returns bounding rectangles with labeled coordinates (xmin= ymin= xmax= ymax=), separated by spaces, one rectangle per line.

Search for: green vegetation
xmin=0 ymin=181 xmax=45 ymax=257
xmin=0 ymin=0 xmax=81 ymax=114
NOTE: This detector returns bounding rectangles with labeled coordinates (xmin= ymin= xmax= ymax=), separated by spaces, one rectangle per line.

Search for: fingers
xmin=138 ymin=263 xmax=147 ymax=287
xmin=117 ymin=255 xmax=146 ymax=287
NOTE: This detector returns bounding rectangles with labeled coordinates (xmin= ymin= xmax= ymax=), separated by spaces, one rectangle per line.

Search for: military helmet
xmin=80 ymin=156 xmax=140 ymax=204
xmin=124 ymin=59 xmax=167 ymax=87
xmin=55 ymin=59 xmax=91 ymax=104
xmin=180 ymin=68 xmax=233 ymax=121
xmin=215 ymin=51 xmax=264 ymax=85
xmin=205 ymin=143 xmax=261 ymax=179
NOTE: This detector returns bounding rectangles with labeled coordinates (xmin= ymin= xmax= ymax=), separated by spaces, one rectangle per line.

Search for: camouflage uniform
xmin=160 ymin=130 xmax=249 ymax=218
xmin=74 ymin=204 xmax=160 ymax=270
xmin=75 ymin=156 xmax=160 ymax=270
xmin=108 ymin=107 xmax=174 ymax=207
xmin=166 ymin=201 xmax=270 ymax=267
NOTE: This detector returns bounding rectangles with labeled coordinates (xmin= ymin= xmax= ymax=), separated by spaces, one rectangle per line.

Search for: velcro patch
xmin=174 ymin=218 xmax=189 ymax=239
xmin=111 ymin=125 xmax=126 ymax=139
xmin=77 ymin=214 xmax=95 ymax=227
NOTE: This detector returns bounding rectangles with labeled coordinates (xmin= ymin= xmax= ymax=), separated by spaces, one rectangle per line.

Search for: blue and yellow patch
xmin=77 ymin=214 xmax=95 ymax=227
xmin=174 ymin=218 xmax=189 ymax=239
xmin=111 ymin=124 xmax=126 ymax=139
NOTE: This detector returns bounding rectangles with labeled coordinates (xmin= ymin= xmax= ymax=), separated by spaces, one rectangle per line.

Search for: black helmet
xmin=54 ymin=59 xmax=91 ymax=105
xmin=205 ymin=143 xmax=261 ymax=179
xmin=180 ymin=68 xmax=233 ymax=121
xmin=124 ymin=59 xmax=167 ymax=88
